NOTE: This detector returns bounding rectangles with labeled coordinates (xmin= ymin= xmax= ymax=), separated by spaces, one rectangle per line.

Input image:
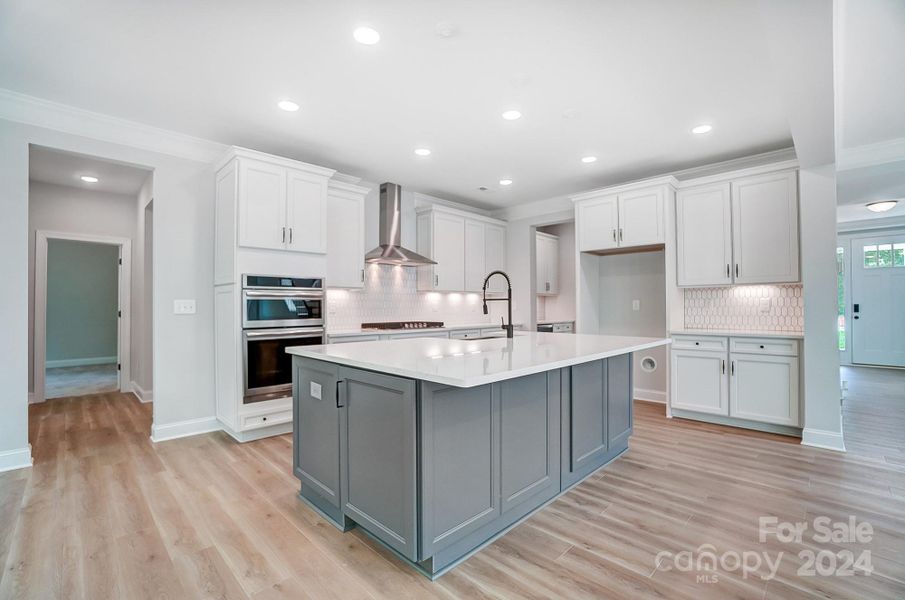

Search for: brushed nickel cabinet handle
xmin=612 ymin=229 xmax=617 ymax=242
xmin=281 ymin=227 xmax=286 ymax=243
xmin=289 ymin=228 xmax=293 ymax=244
xmin=722 ymin=360 xmax=725 ymax=374
xmin=735 ymin=263 xmax=740 ymax=278
xmin=726 ymin=264 xmax=730 ymax=278
xmin=619 ymin=228 xmax=623 ymax=242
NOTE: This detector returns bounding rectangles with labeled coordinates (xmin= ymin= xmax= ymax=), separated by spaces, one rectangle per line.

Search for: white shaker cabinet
xmin=577 ymin=194 xmax=619 ymax=252
xmin=729 ymin=353 xmax=800 ymax=427
xmin=675 ymin=183 xmax=733 ymax=286
xmin=464 ymin=220 xmax=486 ymax=292
xmin=484 ymin=224 xmax=507 ymax=293
xmin=238 ymin=158 xmax=287 ymax=251
xmin=618 ymin=187 xmax=666 ymax=247
xmin=731 ymin=171 xmax=799 ymax=284
xmin=574 ymin=183 xmax=669 ymax=253
xmin=535 ymin=231 xmax=559 ymax=295
xmin=326 ymin=180 xmax=369 ymax=288
xmin=417 ymin=210 xmax=466 ymax=292
xmin=670 ymin=348 xmax=729 ymax=415
xmin=286 ymin=168 xmax=329 ymax=254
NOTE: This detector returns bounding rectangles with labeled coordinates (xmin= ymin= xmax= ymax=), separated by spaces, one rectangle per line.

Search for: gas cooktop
xmin=360 ymin=321 xmax=445 ymax=331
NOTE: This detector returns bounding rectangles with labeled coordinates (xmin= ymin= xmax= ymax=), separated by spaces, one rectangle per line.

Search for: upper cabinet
xmin=326 ymin=180 xmax=370 ymax=288
xmin=676 ymin=169 xmax=799 ymax=286
xmin=417 ymin=206 xmax=507 ymax=293
xmin=536 ymin=231 xmax=559 ymax=295
xmin=574 ymin=183 xmax=668 ymax=253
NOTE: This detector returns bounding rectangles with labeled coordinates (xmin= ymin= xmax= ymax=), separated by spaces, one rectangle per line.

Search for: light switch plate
xmin=310 ymin=381 xmax=322 ymax=400
xmin=173 ymin=299 xmax=196 ymax=315
xmin=632 ymin=299 xmax=641 ymax=311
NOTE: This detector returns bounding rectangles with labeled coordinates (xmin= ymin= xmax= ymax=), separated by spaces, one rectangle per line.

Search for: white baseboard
xmin=801 ymin=427 xmax=846 ymax=452
xmin=28 ymin=392 xmax=40 ymax=404
xmin=130 ymin=381 xmax=153 ymax=403
xmin=150 ymin=416 xmax=220 ymax=443
xmin=0 ymin=445 xmax=33 ymax=473
xmin=634 ymin=388 xmax=667 ymax=404
xmin=46 ymin=356 xmax=117 ymax=368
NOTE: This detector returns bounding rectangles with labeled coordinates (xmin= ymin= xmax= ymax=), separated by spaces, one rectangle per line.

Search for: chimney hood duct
xmin=364 ymin=182 xmax=437 ymax=266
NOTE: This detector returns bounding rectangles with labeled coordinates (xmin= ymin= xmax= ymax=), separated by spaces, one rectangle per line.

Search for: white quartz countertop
xmin=326 ymin=322 xmax=520 ymax=338
xmin=670 ymin=328 xmax=804 ymax=339
xmin=288 ymin=332 xmax=671 ymax=388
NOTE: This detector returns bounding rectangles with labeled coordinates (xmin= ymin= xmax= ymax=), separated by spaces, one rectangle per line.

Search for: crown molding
xmin=670 ymin=147 xmax=798 ymax=181
xmin=0 ymin=88 xmax=227 ymax=163
xmin=215 ymin=145 xmax=336 ymax=177
xmin=837 ymin=137 xmax=905 ymax=171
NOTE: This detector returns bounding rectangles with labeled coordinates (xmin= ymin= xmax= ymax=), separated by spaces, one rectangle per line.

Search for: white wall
xmin=1 ymin=117 xmax=216 ymax=468
xmin=46 ymin=240 xmax=119 ymax=364
xmin=28 ymin=181 xmax=137 ymax=390
xmin=132 ymin=175 xmax=154 ymax=393
xmin=537 ymin=222 xmax=576 ymax=322
xmin=800 ymin=165 xmax=844 ymax=451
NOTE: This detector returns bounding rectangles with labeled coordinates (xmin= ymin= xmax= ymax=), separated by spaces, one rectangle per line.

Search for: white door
xmin=464 ymin=220 xmax=486 ymax=292
xmin=484 ymin=224 xmax=507 ymax=293
xmin=618 ymin=188 xmax=665 ymax=247
xmin=326 ymin=189 xmax=365 ymax=288
xmin=676 ymin=183 xmax=732 ymax=286
xmin=536 ymin=233 xmax=558 ymax=295
xmin=286 ymin=168 xmax=328 ymax=254
xmin=577 ymin=195 xmax=619 ymax=252
xmin=238 ymin=158 xmax=286 ymax=250
xmin=731 ymin=171 xmax=799 ymax=284
xmin=432 ymin=212 xmax=465 ymax=291
xmin=544 ymin=234 xmax=559 ymax=294
xmin=729 ymin=353 xmax=800 ymax=426
xmin=670 ymin=349 xmax=729 ymax=415
xmin=851 ymin=235 xmax=905 ymax=367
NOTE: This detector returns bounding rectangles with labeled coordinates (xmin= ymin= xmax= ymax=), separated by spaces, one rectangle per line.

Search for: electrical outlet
xmin=759 ymin=298 xmax=771 ymax=313
xmin=632 ymin=299 xmax=640 ymax=311
xmin=173 ymin=299 xmax=196 ymax=315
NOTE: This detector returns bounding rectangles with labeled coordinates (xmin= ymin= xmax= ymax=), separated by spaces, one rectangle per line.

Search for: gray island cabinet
xmin=289 ymin=333 xmax=670 ymax=578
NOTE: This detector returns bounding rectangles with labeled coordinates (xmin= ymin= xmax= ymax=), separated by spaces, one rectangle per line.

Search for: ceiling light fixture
xmin=353 ymin=26 xmax=380 ymax=45
xmin=692 ymin=124 xmax=713 ymax=134
xmin=499 ymin=179 xmax=513 ymax=186
xmin=501 ymin=110 xmax=522 ymax=121
xmin=866 ymin=200 xmax=898 ymax=213
xmin=414 ymin=148 xmax=431 ymax=156
xmin=581 ymin=156 xmax=597 ymax=164
xmin=277 ymin=99 xmax=300 ymax=112
xmin=80 ymin=175 xmax=99 ymax=183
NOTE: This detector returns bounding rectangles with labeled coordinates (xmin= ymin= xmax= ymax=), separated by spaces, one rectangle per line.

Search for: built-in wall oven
xmin=242 ymin=275 xmax=325 ymax=403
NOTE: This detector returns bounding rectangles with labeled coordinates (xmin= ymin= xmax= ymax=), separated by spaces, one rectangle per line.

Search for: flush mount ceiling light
xmin=80 ymin=175 xmax=99 ymax=183
xmin=501 ymin=110 xmax=522 ymax=121
xmin=692 ymin=123 xmax=713 ymax=134
xmin=353 ymin=26 xmax=380 ymax=45
xmin=414 ymin=148 xmax=431 ymax=156
xmin=866 ymin=200 xmax=898 ymax=213
xmin=277 ymin=99 xmax=300 ymax=112
xmin=499 ymin=179 xmax=513 ymax=186
xmin=581 ymin=156 xmax=598 ymax=164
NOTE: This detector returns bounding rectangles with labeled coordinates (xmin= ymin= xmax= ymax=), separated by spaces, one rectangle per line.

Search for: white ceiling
xmin=0 ymin=0 xmax=794 ymax=209
xmin=837 ymin=160 xmax=905 ymax=222
xmin=29 ymin=145 xmax=151 ymax=195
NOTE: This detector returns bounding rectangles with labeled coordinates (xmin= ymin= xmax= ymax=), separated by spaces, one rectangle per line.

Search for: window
xmin=864 ymin=242 xmax=905 ymax=268
xmin=837 ymin=247 xmax=845 ymax=351
xmin=895 ymin=243 xmax=905 ymax=267
xmin=864 ymin=244 xmax=878 ymax=268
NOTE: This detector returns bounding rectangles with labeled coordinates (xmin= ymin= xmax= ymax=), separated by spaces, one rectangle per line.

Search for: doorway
xmin=850 ymin=234 xmax=905 ymax=367
xmin=34 ymin=231 xmax=132 ymax=401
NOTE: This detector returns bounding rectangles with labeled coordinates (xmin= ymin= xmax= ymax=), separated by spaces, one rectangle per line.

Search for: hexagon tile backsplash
xmin=684 ymin=284 xmax=804 ymax=332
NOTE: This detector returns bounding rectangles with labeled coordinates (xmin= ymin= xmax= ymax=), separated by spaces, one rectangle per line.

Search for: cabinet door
xmin=484 ymin=224 xmax=507 ymax=293
xmin=730 ymin=353 xmax=799 ymax=426
xmin=432 ymin=212 xmax=466 ymax=291
xmin=731 ymin=171 xmax=799 ymax=284
xmin=676 ymin=184 xmax=732 ymax=286
xmin=618 ymin=187 xmax=665 ymax=247
xmin=238 ymin=158 xmax=286 ymax=250
xmin=670 ymin=349 xmax=729 ymax=415
xmin=293 ymin=359 xmax=342 ymax=511
xmin=286 ymin=168 xmax=328 ymax=254
xmin=606 ymin=353 xmax=633 ymax=450
xmin=544 ymin=234 xmax=559 ymax=294
xmin=577 ymin=195 xmax=619 ymax=252
xmin=464 ymin=220 xmax=486 ymax=292
xmin=339 ymin=368 xmax=418 ymax=561
xmin=420 ymin=383 xmax=500 ymax=558
xmin=326 ymin=189 xmax=365 ymax=288
xmin=567 ymin=360 xmax=608 ymax=476
xmin=535 ymin=233 xmax=547 ymax=294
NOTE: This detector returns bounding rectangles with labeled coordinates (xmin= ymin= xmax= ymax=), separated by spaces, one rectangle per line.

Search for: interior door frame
xmin=33 ymin=229 xmax=132 ymax=402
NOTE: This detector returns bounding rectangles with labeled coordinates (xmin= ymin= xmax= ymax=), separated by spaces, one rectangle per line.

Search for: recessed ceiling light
xmin=501 ymin=110 xmax=522 ymax=121
xmin=499 ymin=179 xmax=513 ymax=186
xmin=353 ymin=26 xmax=380 ymax=45
xmin=277 ymin=99 xmax=300 ymax=112
xmin=581 ymin=156 xmax=598 ymax=164
xmin=80 ymin=175 xmax=98 ymax=183
xmin=692 ymin=124 xmax=713 ymax=134
xmin=866 ymin=200 xmax=898 ymax=213
xmin=414 ymin=148 xmax=431 ymax=156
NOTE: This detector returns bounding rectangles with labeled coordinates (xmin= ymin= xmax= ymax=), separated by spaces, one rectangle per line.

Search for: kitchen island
xmin=288 ymin=332 xmax=670 ymax=578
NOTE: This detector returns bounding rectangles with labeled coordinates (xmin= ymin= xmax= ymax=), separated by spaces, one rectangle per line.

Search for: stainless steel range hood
xmin=364 ymin=182 xmax=437 ymax=266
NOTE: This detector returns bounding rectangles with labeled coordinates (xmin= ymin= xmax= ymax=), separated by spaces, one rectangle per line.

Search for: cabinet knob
xmin=695 ymin=342 xmax=700 ymax=346
xmin=759 ymin=345 xmax=765 ymax=349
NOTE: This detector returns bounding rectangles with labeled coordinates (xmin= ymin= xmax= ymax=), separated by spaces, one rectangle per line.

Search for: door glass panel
xmin=245 ymin=298 xmax=322 ymax=322
xmin=894 ymin=243 xmax=905 ymax=267
xmin=245 ymin=335 xmax=323 ymax=403
xmin=863 ymin=245 xmax=878 ymax=268
xmin=878 ymin=244 xmax=893 ymax=267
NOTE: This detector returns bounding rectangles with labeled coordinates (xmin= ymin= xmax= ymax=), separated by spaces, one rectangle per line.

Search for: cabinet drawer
xmin=450 ymin=329 xmax=482 ymax=339
xmin=730 ymin=337 xmax=798 ymax=357
xmin=328 ymin=334 xmax=380 ymax=344
xmin=671 ymin=335 xmax=728 ymax=352
xmin=242 ymin=409 xmax=292 ymax=430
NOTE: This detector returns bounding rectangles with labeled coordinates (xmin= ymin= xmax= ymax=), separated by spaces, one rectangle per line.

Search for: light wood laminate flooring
xmin=1 ymin=366 xmax=903 ymax=599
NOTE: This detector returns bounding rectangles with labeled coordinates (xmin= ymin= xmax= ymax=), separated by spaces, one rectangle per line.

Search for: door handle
xmin=336 ymin=379 xmax=345 ymax=408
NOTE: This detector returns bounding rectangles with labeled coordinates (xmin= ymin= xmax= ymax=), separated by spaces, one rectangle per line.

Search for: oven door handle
xmin=244 ymin=328 xmax=325 ymax=339
xmin=244 ymin=290 xmax=324 ymax=299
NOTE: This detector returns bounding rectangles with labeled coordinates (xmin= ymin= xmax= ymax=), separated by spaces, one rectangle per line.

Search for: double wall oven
xmin=242 ymin=275 xmax=324 ymax=403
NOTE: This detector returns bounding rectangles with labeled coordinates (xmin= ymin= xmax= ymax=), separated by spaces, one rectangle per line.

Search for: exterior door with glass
xmin=851 ymin=235 xmax=905 ymax=367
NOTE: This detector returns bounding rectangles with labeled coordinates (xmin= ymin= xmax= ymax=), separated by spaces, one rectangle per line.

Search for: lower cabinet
xmin=670 ymin=349 xmax=729 ymax=415
xmin=730 ymin=353 xmax=800 ymax=426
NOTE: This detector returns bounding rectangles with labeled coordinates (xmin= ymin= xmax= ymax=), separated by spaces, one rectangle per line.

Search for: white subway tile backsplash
xmin=684 ymin=284 xmax=803 ymax=332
